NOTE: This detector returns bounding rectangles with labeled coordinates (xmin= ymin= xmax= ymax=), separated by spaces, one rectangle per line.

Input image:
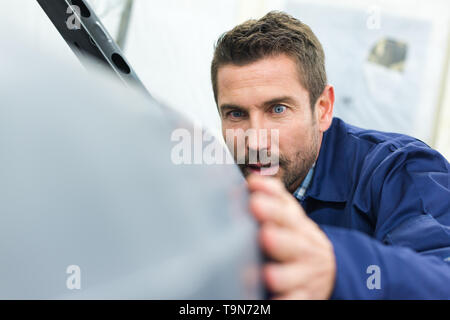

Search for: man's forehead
xmin=217 ymin=54 xmax=307 ymax=107
xmin=218 ymin=55 xmax=299 ymax=86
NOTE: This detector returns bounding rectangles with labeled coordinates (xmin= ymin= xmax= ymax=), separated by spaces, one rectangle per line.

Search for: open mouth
xmin=246 ymin=163 xmax=280 ymax=175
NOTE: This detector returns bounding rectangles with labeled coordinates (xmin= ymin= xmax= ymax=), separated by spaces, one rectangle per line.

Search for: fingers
xmin=264 ymin=262 xmax=308 ymax=294
xmin=247 ymin=174 xmax=307 ymax=227
xmin=259 ymin=224 xmax=304 ymax=262
xmin=250 ymin=191 xmax=305 ymax=230
xmin=272 ymin=290 xmax=313 ymax=300
xmin=247 ymin=174 xmax=288 ymax=199
xmin=246 ymin=174 xmax=333 ymax=299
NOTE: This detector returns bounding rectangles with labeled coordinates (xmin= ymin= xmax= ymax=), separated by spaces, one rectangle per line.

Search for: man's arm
xmin=248 ymin=142 xmax=450 ymax=299
xmin=322 ymin=225 xmax=450 ymax=299
xmin=324 ymin=142 xmax=450 ymax=299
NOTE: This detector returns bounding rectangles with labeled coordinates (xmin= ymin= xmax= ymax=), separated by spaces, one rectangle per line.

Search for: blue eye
xmin=230 ymin=111 xmax=243 ymax=118
xmin=273 ymin=105 xmax=286 ymax=114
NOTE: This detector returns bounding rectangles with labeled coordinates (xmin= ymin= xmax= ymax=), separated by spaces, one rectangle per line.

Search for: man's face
xmin=217 ymin=54 xmax=322 ymax=193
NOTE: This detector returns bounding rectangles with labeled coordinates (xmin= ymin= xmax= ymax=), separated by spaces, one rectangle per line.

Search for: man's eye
xmin=229 ymin=110 xmax=244 ymax=118
xmin=272 ymin=105 xmax=286 ymax=114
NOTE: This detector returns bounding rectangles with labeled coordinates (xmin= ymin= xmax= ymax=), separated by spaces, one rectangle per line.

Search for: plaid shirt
xmin=292 ymin=163 xmax=315 ymax=203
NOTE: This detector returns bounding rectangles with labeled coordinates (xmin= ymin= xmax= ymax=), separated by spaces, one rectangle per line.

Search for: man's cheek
xmin=224 ymin=130 xmax=247 ymax=164
xmin=274 ymin=166 xmax=285 ymax=179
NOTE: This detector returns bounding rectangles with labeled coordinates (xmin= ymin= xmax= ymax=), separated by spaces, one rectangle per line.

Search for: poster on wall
xmin=286 ymin=1 xmax=447 ymax=144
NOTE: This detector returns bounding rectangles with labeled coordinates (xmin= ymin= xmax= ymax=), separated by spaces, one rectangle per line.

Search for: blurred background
xmin=6 ymin=0 xmax=450 ymax=159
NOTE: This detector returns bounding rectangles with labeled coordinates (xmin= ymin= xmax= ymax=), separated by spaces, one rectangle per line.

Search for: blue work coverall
xmin=300 ymin=117 xmax=450 ymax=299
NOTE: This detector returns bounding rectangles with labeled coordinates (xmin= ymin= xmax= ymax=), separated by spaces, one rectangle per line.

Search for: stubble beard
xmin=281 ymin=129 xmax=319 ymax=193
xmin=238 ymin=125 xmax=320 ymax=193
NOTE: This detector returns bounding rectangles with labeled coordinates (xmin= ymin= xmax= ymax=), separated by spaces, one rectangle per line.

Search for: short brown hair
xmin=211 ymin=11 xmax=327 ymax=109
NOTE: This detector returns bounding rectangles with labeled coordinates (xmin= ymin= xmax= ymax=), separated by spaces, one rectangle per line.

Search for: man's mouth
xmin=245 ymin=163 xmax=280 ymax=175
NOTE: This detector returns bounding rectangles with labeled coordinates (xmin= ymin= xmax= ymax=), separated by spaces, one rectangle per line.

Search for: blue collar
xmin=293 ymin=163 xmax=315 ymax=202
xmin=303 ymin=118 xmax=352 ymax=203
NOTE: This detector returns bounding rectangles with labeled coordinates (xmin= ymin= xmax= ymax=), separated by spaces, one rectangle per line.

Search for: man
xmin=211 ymin=11 xmax=450 ymax=299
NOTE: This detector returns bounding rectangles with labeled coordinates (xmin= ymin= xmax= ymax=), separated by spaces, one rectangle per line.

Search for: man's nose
xmin=247 ymin=114 xmax=270 ymax=151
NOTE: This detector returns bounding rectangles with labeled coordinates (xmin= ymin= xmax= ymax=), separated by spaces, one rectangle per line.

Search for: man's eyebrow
xmin=218 ymin=96 xmax=297 ymax=114
xmin=219 ymin=104 xmax=244 ymax=114
xmin=262 ymin=96 xmax=297 ymax=107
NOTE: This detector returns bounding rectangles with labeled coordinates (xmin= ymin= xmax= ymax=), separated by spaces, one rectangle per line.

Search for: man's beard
xmin=237 ymin=128 xmax=320 ymax=193
xmin=279 ymin=135 xmax=319 ymax=192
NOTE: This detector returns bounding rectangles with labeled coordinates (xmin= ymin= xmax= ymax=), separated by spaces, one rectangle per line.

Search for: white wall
xmin=435 ymin=57 xmax=450 ymax=160
xmin=123 ymin=0 xmax=241 ymax=138
xmin=121 ymin=0 xmax=449 ymax=156
xmin=3 ymin=0 xmax=449 ymax=158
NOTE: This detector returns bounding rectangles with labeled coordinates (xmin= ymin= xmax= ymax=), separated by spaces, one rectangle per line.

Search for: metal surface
xmin=0 ymin=27 xmax=262 ymax=299
xmin=36 ymin=0 xmax=150 ymax=97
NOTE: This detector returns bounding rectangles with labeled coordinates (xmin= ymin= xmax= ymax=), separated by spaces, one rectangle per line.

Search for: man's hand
xmin=247 ymin=174 xmax=336 ymax=299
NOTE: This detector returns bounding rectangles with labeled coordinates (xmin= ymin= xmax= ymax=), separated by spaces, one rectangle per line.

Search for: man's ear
xmin=314 ymin=85 xmax=334 ymax=133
